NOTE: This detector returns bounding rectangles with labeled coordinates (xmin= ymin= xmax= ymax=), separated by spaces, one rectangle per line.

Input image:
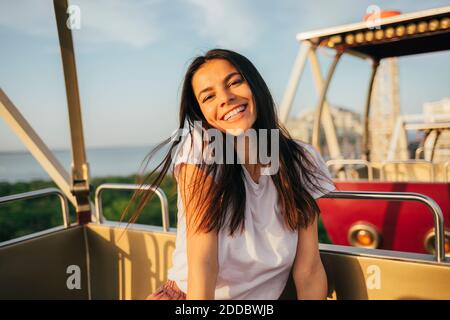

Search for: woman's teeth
xmin=224 ymin=105 xmax=246 ymax=121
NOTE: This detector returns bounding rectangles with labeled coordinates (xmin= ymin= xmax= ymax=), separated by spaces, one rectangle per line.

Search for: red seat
xmin=318 ymin=181 xmax=450 ymax=254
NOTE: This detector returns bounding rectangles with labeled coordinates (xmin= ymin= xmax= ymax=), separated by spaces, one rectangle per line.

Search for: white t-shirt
xmin=166 ymin=127 xmax=336 ymax=299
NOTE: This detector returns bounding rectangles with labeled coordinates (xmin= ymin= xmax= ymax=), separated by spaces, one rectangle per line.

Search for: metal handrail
xmin=415 ymin=146 xmax=424 ymax=160
xmin=326 ymin=159 xmax=373 ymax=181
xmin=322 ymin=190 xmax=446 ymax=262
xmin=380 ymin=160 xmax=435 ymax=182
xmin=94 ymin=183 xmax=170 ymax=232
xmin=0 ymin=188 xmax=70 ymax=228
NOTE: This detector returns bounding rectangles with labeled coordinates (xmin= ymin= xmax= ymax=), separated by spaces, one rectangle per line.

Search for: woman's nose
xmin=218 ymin=88 xmax=236 ymax=107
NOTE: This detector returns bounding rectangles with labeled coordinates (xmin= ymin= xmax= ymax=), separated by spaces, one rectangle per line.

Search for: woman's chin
xmin=224 ymin=128 xmax=245 ymax=136
xmin=220 ymin=118 xmax=256 ymax=136
xmin=223 ymin=124 xmax=253 ymax=136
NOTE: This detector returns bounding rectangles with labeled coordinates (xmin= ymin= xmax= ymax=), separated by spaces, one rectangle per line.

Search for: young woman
xmin=125 ymin=49 xmax=336 ymax=300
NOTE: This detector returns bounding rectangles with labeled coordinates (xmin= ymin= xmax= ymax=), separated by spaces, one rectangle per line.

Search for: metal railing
xmin=415 ymin=146 xmax=424 ymax=160
xmin=94 ymin=183 xmax=170 ymax=232
xmin=322 ymin=190 xmax=446 ymax=262
xmin=0 ymin=188 xmax=70 ymax=228
xmin=326 ymin=159 xmax=374 ymax=181
xmin=380 ymin=160 xmax=435 ymax=182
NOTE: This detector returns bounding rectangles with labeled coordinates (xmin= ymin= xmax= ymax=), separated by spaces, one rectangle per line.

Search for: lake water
xmin=0 ymin=145 xmax=167 ymax=183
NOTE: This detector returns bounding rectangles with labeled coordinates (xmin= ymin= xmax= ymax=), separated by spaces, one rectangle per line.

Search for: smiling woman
xmin=121 ymin=49 xmax=336 ymax=300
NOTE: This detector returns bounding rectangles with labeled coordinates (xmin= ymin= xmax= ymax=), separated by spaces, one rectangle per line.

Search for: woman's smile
xmin=221 ymin=104 xmax=247 ymax=122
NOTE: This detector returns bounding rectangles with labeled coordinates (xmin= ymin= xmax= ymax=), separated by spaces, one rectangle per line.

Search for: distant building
xmin=424 ymin=97 xmax=450 ymax=114
xmin=285 ymin=105 xmax=363 ymax=159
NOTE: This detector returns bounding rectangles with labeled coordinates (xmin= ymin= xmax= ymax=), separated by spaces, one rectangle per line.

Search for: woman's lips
xmin=221 ymin=104 xmax=247 ymax=121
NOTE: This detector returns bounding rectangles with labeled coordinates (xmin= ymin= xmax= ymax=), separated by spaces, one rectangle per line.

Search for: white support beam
xmin=308 ymin=49 xmax=341 ymax=160
xmin=0 ymin=88 xmax=77 ymax=207
xmin=278 ymin=41 xmax=312 ymax=124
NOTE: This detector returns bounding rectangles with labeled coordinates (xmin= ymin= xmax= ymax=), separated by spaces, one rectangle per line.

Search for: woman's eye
xmin=203 ymin=95 xmax=214 ymax=103
xmin=229 ymin=78 xmax=243 ymax=86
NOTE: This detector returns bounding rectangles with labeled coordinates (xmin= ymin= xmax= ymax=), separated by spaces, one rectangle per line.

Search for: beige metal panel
xmin=322 ymin=251 xmax=450 ymax=300
xmin=0 ymin=226 xmax=88 ymax=299
xmin=438 ymin=161 xmax=450 ymax=182
xmin=0 ymin=88 xmax=76 ymax=207
xmin=85 ymin=223 xmax=177 ymax=300
xmin=268 ymin=244 xmax=450 ymax=300
xmin=2 ymin=223 xmax=447 ymax=299
xmin=87 ymin=223 xmax=450 ymax=300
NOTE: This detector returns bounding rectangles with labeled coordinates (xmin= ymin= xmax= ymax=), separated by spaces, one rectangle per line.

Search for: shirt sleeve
xmin=171 ymin=127 xmax=204 ymax=181
xmin=298 ymin=141 xmax=336 ymax=200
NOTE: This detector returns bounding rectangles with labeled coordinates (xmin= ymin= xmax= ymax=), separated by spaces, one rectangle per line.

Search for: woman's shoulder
xmin=172 ymin=125 xmax=204 ymax=163
xmin=291 ymin=139 xmax=321 ymax=163
xmin=291 ymin=139 xmax=336 ymax=199
xmin=171 ymin=125 xmax=218 ymax=181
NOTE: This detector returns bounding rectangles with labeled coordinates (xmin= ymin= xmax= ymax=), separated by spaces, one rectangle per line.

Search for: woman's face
xmin=192 ymin=59 xmax=257 ymax=135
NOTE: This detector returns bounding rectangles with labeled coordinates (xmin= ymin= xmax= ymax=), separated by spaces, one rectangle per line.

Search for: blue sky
xmin=0 ymin=0 xmax=449 ymax=152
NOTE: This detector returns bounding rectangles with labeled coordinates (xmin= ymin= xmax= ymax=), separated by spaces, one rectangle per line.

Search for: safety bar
xmin=326 ymin=159 xmax=373 ymax=181
xmin=0 ymin=188 xmax=70 ymax=228
xmin=94 ymin=183 xmax=170 ymax=232
xmin=380 ymin=160 xmax=435 ymax=182
xmin=322 ymin=190 xmax=446 ymax=263
xmin=415 ymin=146 xmax=424 ymax=160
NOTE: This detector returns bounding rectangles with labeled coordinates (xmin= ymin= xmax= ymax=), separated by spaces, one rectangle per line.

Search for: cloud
xmin=186 ymin=0 xmax=263 ymax=49
xmin=0 ymin=0 xmax=162 ymax=48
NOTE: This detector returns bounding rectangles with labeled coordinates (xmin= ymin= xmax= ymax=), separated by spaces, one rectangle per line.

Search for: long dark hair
xmin=121 ymin=48 xmax=333 ymax=236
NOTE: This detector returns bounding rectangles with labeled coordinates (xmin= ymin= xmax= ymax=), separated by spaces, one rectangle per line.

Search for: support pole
xmin=278 ymin=41 xmax=312 ymax=124
xmin=311 ymin=51 xmax=343 ymax=150
xmin=308 ymin=49 xmax=342 ymax=160
xmin=54 ymin=0 xmax=92 ymax=224
xmin=361 ymin=59 xmax=379 ymax=162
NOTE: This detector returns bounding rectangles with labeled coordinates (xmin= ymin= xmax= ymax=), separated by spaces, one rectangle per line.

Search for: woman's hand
xmin=178 ymin=164 xmax=219 ymax=300
xmin=292 ymin=215 xmax=328 ymax=300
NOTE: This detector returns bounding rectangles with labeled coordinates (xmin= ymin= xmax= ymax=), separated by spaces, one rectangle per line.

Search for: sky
xmin=0 ymin=0 xmax=449 ymax=152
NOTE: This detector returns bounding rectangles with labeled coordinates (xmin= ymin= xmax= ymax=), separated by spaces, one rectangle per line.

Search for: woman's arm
xmin=178 ymin=164 xmax=219 ymax=300
xmin=292 ymin=215 xmax=328 ymax=300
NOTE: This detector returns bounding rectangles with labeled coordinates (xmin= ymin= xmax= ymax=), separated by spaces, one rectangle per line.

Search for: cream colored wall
xmin=1 ymin=223 xmax=449 ymax=299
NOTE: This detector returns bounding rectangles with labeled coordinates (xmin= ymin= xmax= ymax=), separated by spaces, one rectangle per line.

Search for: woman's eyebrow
xmin=197 ymin=72 xmax=242 ymax=99
xmin=223 ymin=71 xmax=241 ymax=83
xmin=198 ymin=86 xmax=213 ymax=99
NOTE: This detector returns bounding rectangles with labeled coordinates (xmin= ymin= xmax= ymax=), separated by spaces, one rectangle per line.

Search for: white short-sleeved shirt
xmin=166 ymin=128 xmax=336 ymax=299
